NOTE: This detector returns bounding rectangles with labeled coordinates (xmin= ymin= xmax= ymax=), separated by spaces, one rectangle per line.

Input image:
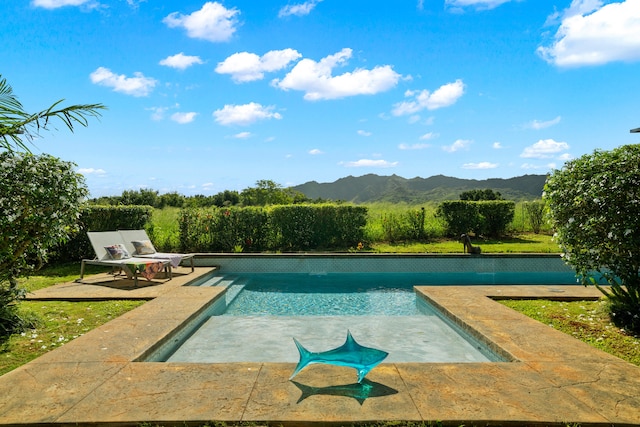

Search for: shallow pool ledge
xmin=192 ymin=253 xmax=579 ymax=285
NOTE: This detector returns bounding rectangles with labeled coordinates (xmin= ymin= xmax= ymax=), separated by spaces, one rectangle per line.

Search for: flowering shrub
xmin=545 ymin=144 xmax=640 ymax=333
xmin=0 ymin=152 xmax=87 ymax=337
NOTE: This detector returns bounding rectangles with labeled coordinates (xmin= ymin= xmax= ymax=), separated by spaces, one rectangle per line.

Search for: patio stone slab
xmin=58 ymin=362 xmax=262 ymax=424
xmin=242 ymin=363 xmax=422 ymax=424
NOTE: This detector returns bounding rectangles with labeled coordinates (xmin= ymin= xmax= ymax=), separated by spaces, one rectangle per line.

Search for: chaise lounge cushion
xmin=104 ymin=244 xmax=130 ymax=260
xmin=131 ymin=240 xmax=156 ymax=255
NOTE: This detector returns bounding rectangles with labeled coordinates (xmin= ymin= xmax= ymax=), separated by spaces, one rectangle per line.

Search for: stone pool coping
xmin=1 ymin=266 xmax=639 ymax=426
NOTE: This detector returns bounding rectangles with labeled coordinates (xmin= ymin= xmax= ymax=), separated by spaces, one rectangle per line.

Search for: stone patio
xmin=1 ymin=266 xmax=639 ymax=426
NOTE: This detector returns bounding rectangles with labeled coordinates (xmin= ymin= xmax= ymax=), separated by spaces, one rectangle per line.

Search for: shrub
xmin=51 ymin=205 xmax=154 ymax=261
xmin=436 ymin=201 xmax=481 ymax=237
xmin=523 ymin=200 xmax=546 ymax=234
xmin=476 ymin=200 xmax=515 ymax=237
xmin=545 ymin=144 xmax=640 ymax=333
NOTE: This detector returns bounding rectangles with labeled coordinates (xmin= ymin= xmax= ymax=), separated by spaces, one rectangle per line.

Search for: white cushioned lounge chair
xmin=78 ymin=231 xmax=172 ymax=286
xmin=118 ymin=229 xmax=195 ymax=272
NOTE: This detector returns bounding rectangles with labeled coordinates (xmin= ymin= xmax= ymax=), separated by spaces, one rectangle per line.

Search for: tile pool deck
xmin=1 ymin=266 xmax=639 ymax=426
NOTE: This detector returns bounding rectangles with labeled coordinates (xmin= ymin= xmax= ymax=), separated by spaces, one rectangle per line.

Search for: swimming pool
xmin=144 ymin=272 xmax=509 ymax=364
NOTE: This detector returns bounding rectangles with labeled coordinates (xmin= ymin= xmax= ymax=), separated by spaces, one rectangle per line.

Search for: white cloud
xmin=445 ymin=0 xmax=515 ymax=11
xmin=493 ymin=142 xmax=503 ymax=149
xmin=89 ymin=67 xmax=157 ymax=97
xmin=419 ymin=132 xmax=437 ymax=140
xmin=357 ymin=130 xmax=372 ymax=136
xmin=216 ymin=49 xmax=302 ymax=83
xmin=272 ymin=48 xmax=401 ymax=100
xmin=159 ymin=53 xmax=204 ymax=70
xmin=163 ymin=2 xmax=240 ymax=43
xmin=77 ymin=167 xmax=106 ymax=175
xmin=234 ymin=131 xmax=252 ymax=139
xmin=279 ymin=0 xmax=323 ymax=17
xmin=170 ymin=112 xmax=197 ymax=124
xmin=399 ymin=143 xmax=431 ymax=150
xmin=391 ymin=80 xmax=465 ymax=116
xmin=521 ymin=139 xmax=570 ymax=158
xmin=442 ymin=139 xmax=472 ymax=153
xmin=538 ymin=0 xmax=640 ymax=67
xmin=32 ymin=0 xmax=94 ymax=8
xmin=309 ymin=148 xmax=323 ymax=155
xmin=462 ymin=161 xmax=498 ymax=169
xmin=342 ymin=159 xmax=399 ymax=168
xmin=213 ymin=102 xmax=282 ymax=126
xmin=526 ymin=116 xmax=562 ymax=130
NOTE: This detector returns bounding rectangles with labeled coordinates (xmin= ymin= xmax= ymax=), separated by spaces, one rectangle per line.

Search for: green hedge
xmin=178 ymin=204 xmax=367 ymax=252
xmin=436 ymin=200 xmax=515 ymax=237
xmin=51 ymin=205 xmax=154 ymax=261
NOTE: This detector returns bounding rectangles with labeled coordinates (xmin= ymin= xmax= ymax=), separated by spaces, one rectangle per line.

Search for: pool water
xmin=224 ymin=273 xmax=423 ymax=316
xmin=149 ymin=273 xmax=507 ymax=364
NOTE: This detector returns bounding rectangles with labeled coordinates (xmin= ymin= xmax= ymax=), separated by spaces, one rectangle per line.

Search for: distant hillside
xmin=292 ymin=174 xmax=548 ymax=203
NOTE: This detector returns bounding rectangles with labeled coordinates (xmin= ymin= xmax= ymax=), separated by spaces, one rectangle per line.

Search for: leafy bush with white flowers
xmin=545 ymin=144 xmax=640 ymax=332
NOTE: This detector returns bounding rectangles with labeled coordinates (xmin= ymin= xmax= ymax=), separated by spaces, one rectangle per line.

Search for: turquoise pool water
xmin=147 ymin=272 xmax=508 ymax=364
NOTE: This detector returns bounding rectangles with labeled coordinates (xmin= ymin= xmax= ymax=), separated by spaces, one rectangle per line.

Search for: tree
xmin=0 ymin=152 xmax=88 ymax=336
xmin=0 ymin=74 xmax=105 ymax=152
xmin=459 ymin=188 xmax=503 ymax=201
xmin=0 ymin=74 xmax=103 ymax=338
xmin=240 ymin=179 xmax=303 ymax=206
xmin=544 ymin=144 xmax=640 ymax=332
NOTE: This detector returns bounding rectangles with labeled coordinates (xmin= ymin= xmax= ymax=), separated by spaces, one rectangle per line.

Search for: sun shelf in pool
xmin=143 ymin=273 xmax=509 ymax=364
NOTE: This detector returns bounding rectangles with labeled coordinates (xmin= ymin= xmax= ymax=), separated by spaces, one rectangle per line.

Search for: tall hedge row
xmin=179 ymin=204 xmax=367 ymax=252
xmin=51 ymin=205 xmax=153 ymax=261
xmin=436 ymin=200 xmax=515 ymax=237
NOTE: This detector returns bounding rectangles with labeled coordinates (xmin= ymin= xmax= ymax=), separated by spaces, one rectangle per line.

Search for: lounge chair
xmin=78 ymin=231 xmax=172 ymax=286
xmin=118 ymin=229 xmax=195 ymax=272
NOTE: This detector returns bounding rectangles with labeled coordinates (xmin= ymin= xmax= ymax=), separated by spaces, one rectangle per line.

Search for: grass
xmin=500 ymin=299 xmax=640 ymax=366
xmin=0 ymin=300 xmax=145 ymax=376
xmin=371 ymin=233 xmax=559 ymax=253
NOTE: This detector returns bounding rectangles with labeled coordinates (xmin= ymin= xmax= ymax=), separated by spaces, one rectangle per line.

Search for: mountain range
xmin=292 ymin=174 xmax=548 ymax=204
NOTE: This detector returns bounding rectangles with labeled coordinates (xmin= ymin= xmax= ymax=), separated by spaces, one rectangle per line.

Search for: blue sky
xmin=3 ymin=0 xmax=640 ymax=197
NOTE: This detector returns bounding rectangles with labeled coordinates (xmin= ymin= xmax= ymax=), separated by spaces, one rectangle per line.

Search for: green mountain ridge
xmin=292 ymin=174 xmax=548 ymax=203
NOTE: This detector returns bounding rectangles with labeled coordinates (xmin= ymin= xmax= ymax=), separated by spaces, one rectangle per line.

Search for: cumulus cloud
xmin=216 ymin=49 xmax=302 ymax=82
xmin=213 ymin=102 xmax=282 ymax=126
xmin=538 ymin=0 xmax=640 ymax=67
xmin=272 ymin=48 xmax=401 ymax=100
xmin=462 ymin=161 xmax=498 ymax=169
xmin=309 ymin=148 xmax=323 ymax=155
xmin=170 ymin=112 xmax=197 ymax=124
xmin=89 ymin=67 xmax=157 ymax=97
xmin=521 ymin=139 xmax=570 ymax=158
xmin=526 ymin=116 xmax=562 ymax=130
xmin=493 ymin=142 xmax=503 ymax=149
xmin=442 ymin=139 xmax=472 ymax=153
xmin=32 ymin=0 xmax=95 ymax=8
xmin=419 ymin=132 xmax=437 ymax=140
xmin=234 ymin=132 xmax=252 ymax=139
xmin=159 ymin=53 xmax=204 ymax=70
xmin=399 ymin=143 xmax=431 ymax=150
xmin=342 ymin=159 xmax=399 ymax=168
xmin=357 ymin=130 xmax=372 ymax=136
xmin=163 ymin=2 xmax=240 ymax=42
xmin=445 ymin=0 xmax=515 ymax=11
xmin=279 ymin=0 xmax=323 ymax=17
xmin=391 ymin=80 xmax=465 ymax=116
xmin=77 ymin=167 xmax=106 ymax=175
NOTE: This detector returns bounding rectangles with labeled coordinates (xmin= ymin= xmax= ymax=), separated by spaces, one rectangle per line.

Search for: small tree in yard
xmin=0 ymin=74 xmax=104 ymax=338
xmin=544 ymin=144 xmax=640 ymax=333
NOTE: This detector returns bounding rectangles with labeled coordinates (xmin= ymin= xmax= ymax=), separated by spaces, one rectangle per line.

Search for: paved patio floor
xmin=1 ymin=266 xmax=639 ymax=426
